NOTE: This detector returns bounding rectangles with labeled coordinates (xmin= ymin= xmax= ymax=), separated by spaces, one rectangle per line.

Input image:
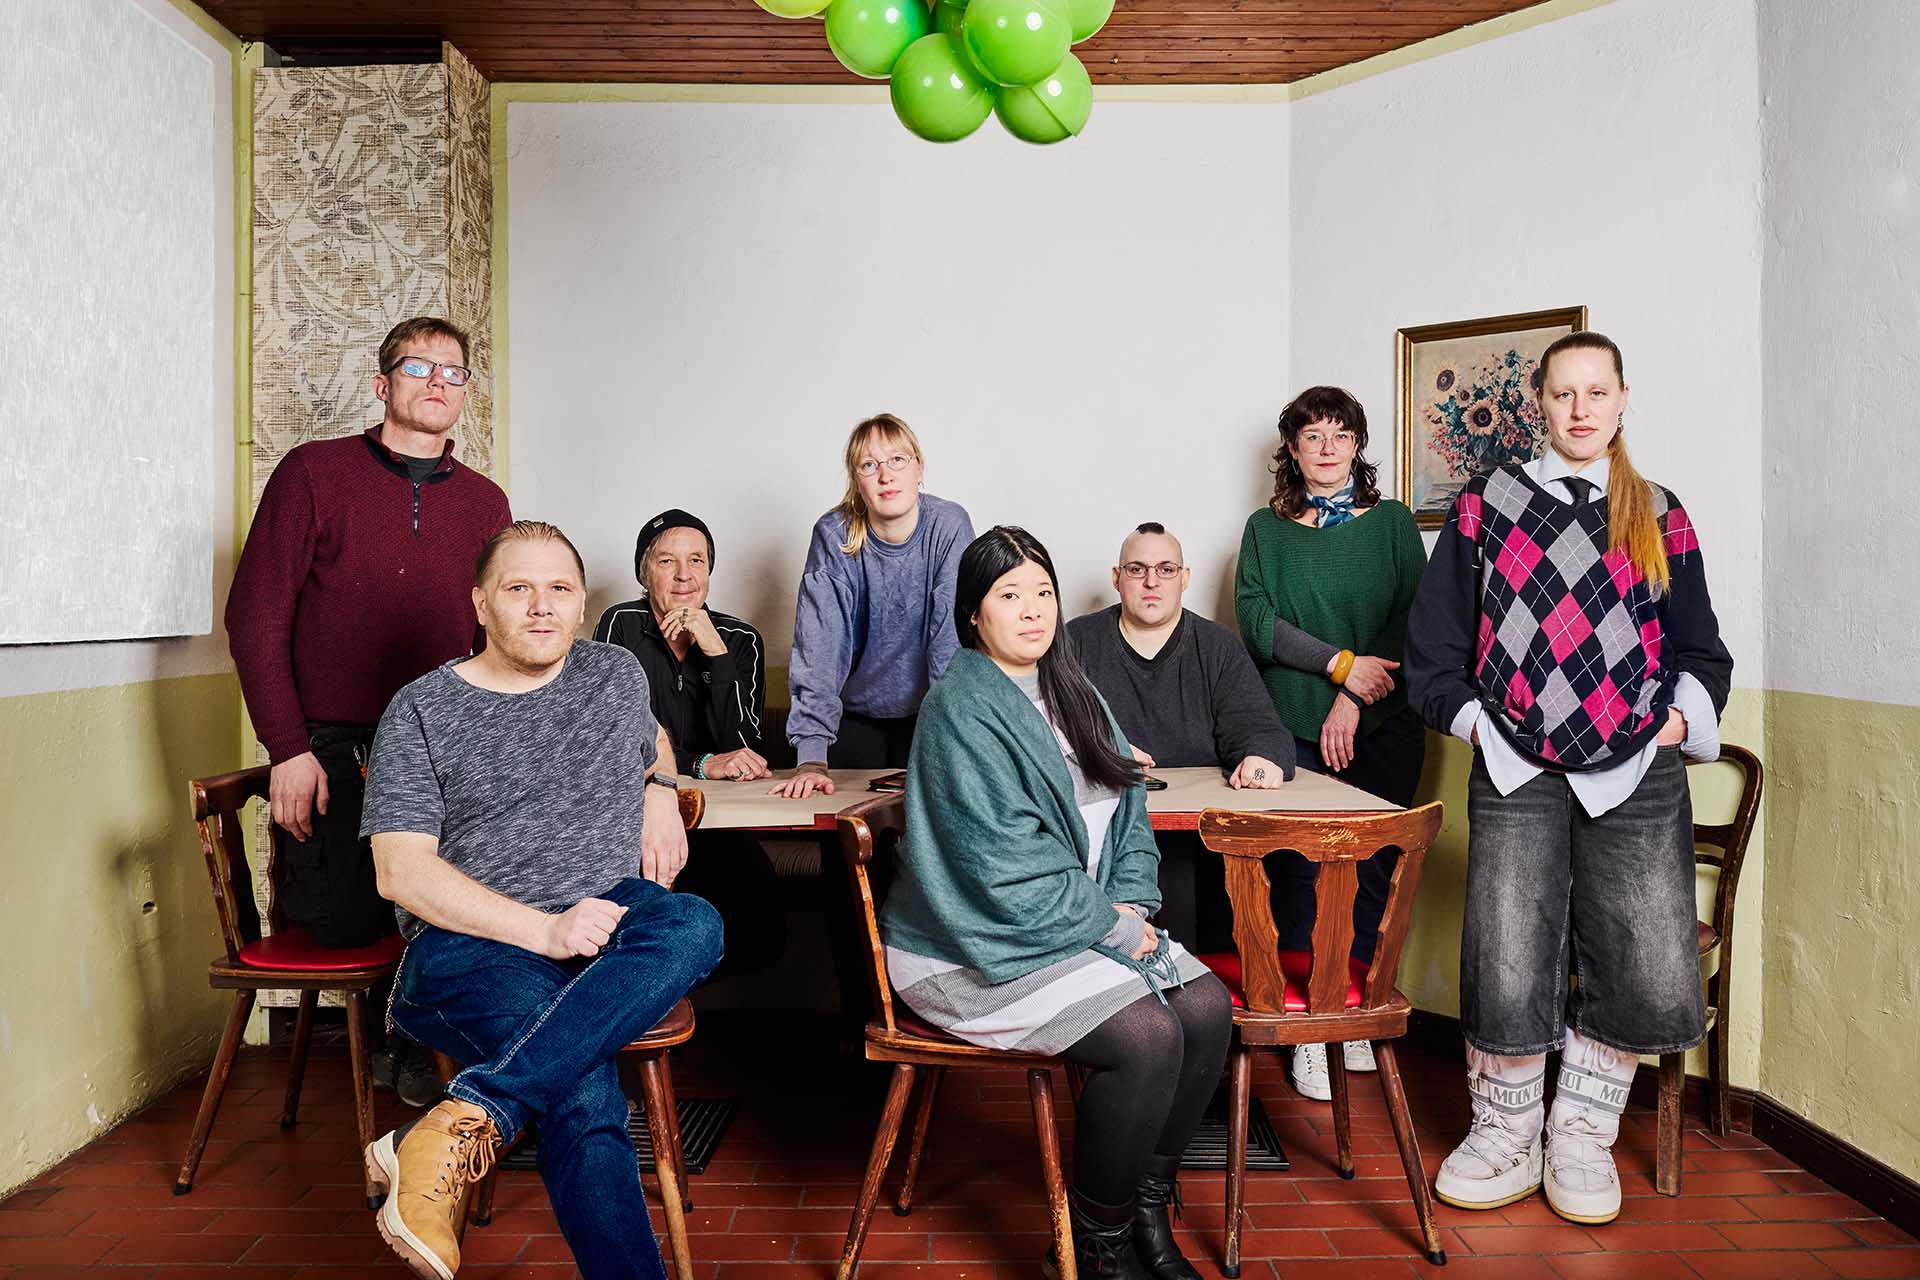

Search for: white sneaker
xmin=1290 ymin=1042 xmax=1331 ymax=1100
xmin=1434 ymin=1068 xmax=1546 ymax=1211
xmin=1343 ymin=1040 xmax=1377 ymax=1073
xmin=1544 ymin=1113 xmax=1622 ymax=1223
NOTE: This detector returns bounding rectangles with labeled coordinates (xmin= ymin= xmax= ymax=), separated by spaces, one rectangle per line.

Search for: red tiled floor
xmin=2 ymin=1015 xmax=1915 ymax=1280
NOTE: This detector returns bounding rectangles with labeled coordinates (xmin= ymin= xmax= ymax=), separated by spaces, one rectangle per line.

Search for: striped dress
xmin=886 ymin=672 xmax=1212 ymax=1055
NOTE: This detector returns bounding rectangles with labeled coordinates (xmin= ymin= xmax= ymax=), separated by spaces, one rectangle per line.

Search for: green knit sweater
xmin=1233 ymin=501 xmax=1428 ymax=740
xmin=879 ymin=648 xmax=1164 ymax=986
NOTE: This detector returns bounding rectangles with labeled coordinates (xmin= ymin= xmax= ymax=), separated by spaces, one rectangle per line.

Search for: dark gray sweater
xmin=1066 ymin=606 xmax=1297 ymax=778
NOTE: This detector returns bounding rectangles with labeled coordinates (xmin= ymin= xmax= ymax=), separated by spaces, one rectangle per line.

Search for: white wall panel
xmin=0 ymin=0 xmax=223 ymax=649
xmin=507 ymin=99 xmax=1290 ymax=656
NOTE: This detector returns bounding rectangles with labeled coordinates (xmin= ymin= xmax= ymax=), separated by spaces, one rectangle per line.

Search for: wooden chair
xmin=833 ymin=794 xmax=1077 ymax=1280
xmin=1197 ymin=803 xmax=1448 ymax=1275
xmin=437 ymin=786 xmax=706 ymax=1280
xmin=174 ymin=765 xmax=404 ymax=1206
xmin=1655 ymin=743 xmax=1763 ymax=1196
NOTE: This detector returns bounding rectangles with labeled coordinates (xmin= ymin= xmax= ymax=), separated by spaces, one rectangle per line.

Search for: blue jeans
xmin=392 ymin=878 xmax=723 ymax=1280
xmin=1461 ymin=747 xmax=1706 ymax=1056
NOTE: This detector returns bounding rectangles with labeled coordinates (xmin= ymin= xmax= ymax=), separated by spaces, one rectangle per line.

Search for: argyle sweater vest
xmin=1451 ymin=466 xmax=1700 ymax=768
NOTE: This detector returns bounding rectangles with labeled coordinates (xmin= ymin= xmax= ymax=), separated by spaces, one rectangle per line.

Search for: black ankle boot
xmin=1132 ymin=1153 xmax=1202 ymax=1280
xmin=1042 ymin=1188 xmax=1153 ymax=1280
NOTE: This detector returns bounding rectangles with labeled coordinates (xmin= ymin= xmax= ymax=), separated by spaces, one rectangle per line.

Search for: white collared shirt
xmin=1447 ymin=452 xmax=1720 ymax=817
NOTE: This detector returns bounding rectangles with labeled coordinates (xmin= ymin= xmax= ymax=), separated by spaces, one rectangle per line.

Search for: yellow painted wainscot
xmin=0 ymin=674 xmax=243 ymax=1195
xmin=1759 ymin=690 xmax=1920 ymax=1184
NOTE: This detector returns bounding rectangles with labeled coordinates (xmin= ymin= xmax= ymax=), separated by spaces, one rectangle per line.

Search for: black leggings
xmin=1062 ymin=974 xmax=1233 ymax=1203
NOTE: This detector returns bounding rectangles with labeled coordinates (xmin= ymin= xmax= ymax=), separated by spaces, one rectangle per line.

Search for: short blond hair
xmin=474 ymin=520 xmax=585 ymax=586
xmin=836 ymin=413 xmax=925 ymax=556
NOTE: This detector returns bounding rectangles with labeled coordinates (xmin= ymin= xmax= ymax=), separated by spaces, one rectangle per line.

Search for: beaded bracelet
xmin=1331 ymin=649 xmax=1356 ymax=685
xmin=694 ymin=753 xmax=714 ymax=780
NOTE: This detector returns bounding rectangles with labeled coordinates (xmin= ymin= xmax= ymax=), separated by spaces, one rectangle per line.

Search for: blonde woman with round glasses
xmin=1232 ymin=385 xmax=1428 ymax=1103
xmin=774 ymin=413 xmax=975 ymax=799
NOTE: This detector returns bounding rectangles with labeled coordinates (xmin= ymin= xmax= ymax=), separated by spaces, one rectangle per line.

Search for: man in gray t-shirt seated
xmin=358 ymin=519 xmax=722 ymax=1280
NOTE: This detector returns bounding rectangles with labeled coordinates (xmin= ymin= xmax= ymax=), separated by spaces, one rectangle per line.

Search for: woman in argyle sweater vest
xmin=1406 ymin=332 xmax=1734 ymax=1227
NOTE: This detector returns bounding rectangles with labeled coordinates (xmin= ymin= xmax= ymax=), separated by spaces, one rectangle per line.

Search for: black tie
xmin=1563 ymin=477 xmax=1595 ymax=507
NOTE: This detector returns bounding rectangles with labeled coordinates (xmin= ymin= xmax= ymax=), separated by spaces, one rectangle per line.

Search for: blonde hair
xmin=836 ymin=413 xmax=924 ymax=556
xmin=474 ymin=519 xmax=585 ymax=586
xmin=1538 ymin=332 xmax=1670 ymax=596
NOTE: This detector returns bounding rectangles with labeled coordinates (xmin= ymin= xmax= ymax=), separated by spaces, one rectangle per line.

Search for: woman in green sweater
xmin=1233 ymin=385 xmax=1429 ymax=1100
xmin=883 ymin=526 xmax=1230 ymax=1280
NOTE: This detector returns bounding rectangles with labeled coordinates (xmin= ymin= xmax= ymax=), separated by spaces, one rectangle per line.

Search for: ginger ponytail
xmin=1539 ymin=331 xmax=1670 ymax=596
xmin=1604 ymin=432 xmax=1670 ymax=596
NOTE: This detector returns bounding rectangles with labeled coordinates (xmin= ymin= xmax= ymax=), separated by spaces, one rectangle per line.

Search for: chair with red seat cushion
xmin=238 ymin=928 xmax=405 ymax=972
xmin=174 ymin=765 xmax=403 ymax=1206
xmin=832 ymin=795 xmax=1077 ymax=1280
xmin=1198 ymin=803 xmax=1447 ymax=1275
xmin=1197 ymin=950 xmax=1368 ymax=1011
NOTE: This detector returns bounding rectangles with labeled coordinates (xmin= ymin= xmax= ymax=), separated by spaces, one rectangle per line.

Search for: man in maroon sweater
xmin=227 ymin=317 xmax=510 ymax=1097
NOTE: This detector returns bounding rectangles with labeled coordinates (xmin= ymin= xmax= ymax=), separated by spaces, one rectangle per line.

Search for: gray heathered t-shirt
xmin=361 ymin=639 xmax=660 ymax=939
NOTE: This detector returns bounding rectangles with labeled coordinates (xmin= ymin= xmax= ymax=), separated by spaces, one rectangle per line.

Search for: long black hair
xmin=955 ymin=526 xmax=1143 ymax=793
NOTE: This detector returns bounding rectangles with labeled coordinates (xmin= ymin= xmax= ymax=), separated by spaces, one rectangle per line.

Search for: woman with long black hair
xmin=882 ymin=526 xmax=1231 ymax=1280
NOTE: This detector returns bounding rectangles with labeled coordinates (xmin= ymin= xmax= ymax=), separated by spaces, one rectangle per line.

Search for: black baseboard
xmin=1400 ymin=1008 xmax=1917 ymax=1240
xmin=1751 ymin=1093 xmax=1920 ymax=1240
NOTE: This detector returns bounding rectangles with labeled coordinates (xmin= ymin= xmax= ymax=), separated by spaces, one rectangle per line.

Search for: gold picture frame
xmin=1397 ymin=305 xmax=1588 ymax=530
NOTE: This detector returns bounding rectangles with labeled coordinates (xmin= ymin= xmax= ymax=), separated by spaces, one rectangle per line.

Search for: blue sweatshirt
xmin=787 ymin=493 xmax=975 ymax=765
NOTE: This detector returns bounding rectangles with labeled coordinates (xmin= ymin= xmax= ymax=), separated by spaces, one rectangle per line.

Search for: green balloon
xmin=932 ymin=0 xmax=967 ymax=35
xmin=890 ymin=33 xmax=993 ymax=142
xmin=752 ymin=0 xmax=833 ymax=17
xmin=825 ymin=0 xmax=931 ymax=78
xmin=994 ymin=52 xmax=1090 ymax=143
xmin=962 ymin=0 xmax=1071 ymax=87
xmin=1066 ymin=0 xmax=1112 ymax=43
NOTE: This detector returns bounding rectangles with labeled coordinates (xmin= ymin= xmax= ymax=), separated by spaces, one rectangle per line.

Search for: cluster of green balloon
xmin=750 ymin=0 xmax=1113 ymax=145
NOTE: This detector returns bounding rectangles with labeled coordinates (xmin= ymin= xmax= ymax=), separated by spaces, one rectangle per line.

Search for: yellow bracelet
xmin=1331 ymin=649 xmax=1356 ymax=685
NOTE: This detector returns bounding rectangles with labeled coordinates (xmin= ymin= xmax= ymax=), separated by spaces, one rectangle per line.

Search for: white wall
xmin=1760 ymin=0 xmax=1920 ymax=705
xmin=1282 ymin=0 xmax=1768 ymax=1072
xmin=508 ymin=99 xmax=1290 ymax=652
xmin=1753 ymin=0 xmax=1920 ymax=1181
xmin=0 ymin=0 xmax=236 ymax=697
xmin=1287 ymin=0 xmax=1766 ymax=671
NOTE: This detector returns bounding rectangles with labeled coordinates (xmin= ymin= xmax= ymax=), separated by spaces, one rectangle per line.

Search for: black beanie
xmin=635 ymin=509 xmax=715 ymax=584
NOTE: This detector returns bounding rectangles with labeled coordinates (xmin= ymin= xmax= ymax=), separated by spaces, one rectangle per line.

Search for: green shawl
xmin=880 ymin=648 xmax=1164 ymax=985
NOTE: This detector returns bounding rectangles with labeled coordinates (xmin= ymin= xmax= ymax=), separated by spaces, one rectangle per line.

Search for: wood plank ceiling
xmin=197 ymin=1 xmax=1548 ymax=85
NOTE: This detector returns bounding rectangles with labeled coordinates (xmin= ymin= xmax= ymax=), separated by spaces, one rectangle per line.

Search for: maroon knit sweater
xmin=227 ymin=426 xmax=511 ymax=763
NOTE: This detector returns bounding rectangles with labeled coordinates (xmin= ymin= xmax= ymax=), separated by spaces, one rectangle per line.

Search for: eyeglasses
xmin=385 ymin=355 xmax=472 ymax=386
xmin=1298 ymin=429 xmax=1357 ymax=450
xmin=855 ymin=453 xmax=916 ymax=478
xmin=1120 ymin=562 xmax=1185 ymax=581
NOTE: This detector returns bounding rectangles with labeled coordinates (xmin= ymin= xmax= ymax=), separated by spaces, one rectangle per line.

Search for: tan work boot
xmin=364 ymin=1098 xmax=501 ymax=1280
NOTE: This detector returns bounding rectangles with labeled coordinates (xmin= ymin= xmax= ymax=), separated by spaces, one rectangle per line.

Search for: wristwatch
xmin=645 ymin=772 xmax=680 ymax=791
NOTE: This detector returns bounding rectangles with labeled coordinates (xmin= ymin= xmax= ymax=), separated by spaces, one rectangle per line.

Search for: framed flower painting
xmin=1396 ymin=305 xmax=1587 ymax=529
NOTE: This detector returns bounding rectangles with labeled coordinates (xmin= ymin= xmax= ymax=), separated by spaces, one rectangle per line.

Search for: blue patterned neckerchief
xmin=1307 ymin=478 xmax=1357 ymax=528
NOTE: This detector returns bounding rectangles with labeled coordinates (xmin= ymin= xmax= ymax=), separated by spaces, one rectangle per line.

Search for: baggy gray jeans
xmin=1461 ymin=746 xmax=1707 ymax=1056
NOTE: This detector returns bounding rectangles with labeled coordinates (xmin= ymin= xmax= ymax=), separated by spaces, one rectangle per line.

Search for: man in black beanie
xmin=595 ymin=509 xmax=783 ymax=974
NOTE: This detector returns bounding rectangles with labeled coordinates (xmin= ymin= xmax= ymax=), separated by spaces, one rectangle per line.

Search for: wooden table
xmin=684 ymin=765 xmax=1393 ymax=832
xmin=1142 ymin=766 xmax=1394 ymax=828
xmin=678 ymin=764 xmax=1394 ymax=1175
xmin=678 ymin=768 xmax=897 ymax=832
